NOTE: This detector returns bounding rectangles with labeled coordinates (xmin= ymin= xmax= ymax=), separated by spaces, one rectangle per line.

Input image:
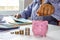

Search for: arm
xmin=15 ymin=0 xmax=41 ymax=19
xmin=47 ymin=0 xmax=60 ymax=25
xmin=20 ymin=2 xmax=34 ymax=19
xmin=20 ymin=0 xmax=44 ymax=19
xmin=51 ymin=2 xmax=60 ymax=25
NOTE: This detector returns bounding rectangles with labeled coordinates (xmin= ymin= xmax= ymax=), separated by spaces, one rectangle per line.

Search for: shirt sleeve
xmin=20 ymin=1 xmax=34 ymax=19
xmin=51 ymin=3 xmax=60 ymax=20
xmin=48 ymin=0 xmax=60 ymax=20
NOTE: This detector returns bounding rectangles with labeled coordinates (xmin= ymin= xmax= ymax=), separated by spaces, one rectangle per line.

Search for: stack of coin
xmin=19 ymin=30 xmax=24 ymax=35
xmin=10 ymin=28 xmax=30 ymax=36
xmin=25 ymin=28 xmax=30 ymax=35
xmin=15 ymin=31 xmax=19 ymax=35
xmin=11 ymin=32 xmax=14 ymax=34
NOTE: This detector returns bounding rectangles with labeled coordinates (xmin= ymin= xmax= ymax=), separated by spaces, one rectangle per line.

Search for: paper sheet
xmin=2 ymin=16 xmax=32 ymax=24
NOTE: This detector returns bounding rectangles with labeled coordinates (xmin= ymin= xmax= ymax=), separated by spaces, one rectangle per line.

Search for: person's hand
xmin=14 ymin=13 xmax=21 ymax=19
xmin=37 ymin=4 xmax=55 ymax=16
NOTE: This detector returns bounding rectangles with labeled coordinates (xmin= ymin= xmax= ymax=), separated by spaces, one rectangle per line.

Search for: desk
xmin=0 ymin=24 xmax=60 ymax=40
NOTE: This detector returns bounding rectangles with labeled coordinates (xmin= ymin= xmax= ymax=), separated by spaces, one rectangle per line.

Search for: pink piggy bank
xmin=32 ymin=20 xmax=48 ymax=37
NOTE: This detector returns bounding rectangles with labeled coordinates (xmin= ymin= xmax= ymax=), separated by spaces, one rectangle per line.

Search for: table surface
xmin=0 ymin=24 xmax=60 ymax=40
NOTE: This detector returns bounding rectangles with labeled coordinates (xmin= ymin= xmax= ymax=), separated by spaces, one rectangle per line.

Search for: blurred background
xmin=0 ymin=0 xmax=32 ymax=15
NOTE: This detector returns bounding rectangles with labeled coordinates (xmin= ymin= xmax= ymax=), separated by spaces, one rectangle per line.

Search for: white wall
xmin=0 ymin=0 xmax=32 ymax=15
xmin=24 ymin=0 xmax=32 ymax=8
xmin=19 ymin=0 xmax=24 ymax=11
xmin=0 ymin=0 xmax=24 ymax=15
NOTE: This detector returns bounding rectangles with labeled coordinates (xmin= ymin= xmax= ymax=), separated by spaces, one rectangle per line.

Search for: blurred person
xmin=15 ymin=0 xmax=60 ymax=25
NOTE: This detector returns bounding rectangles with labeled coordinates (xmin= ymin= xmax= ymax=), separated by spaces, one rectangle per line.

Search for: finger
xmin=44 ymin=4 xmax=49 ymax=16
xmin=43 ymin=6 xmax=48 ymax=16
xmin=48 ymin=5 xmax=54 ymax=16
xmin=48 ymin=6 xmax=51 ymax=16
xmin=14 ymin=15 xmax=16 ymax=17
xmin=40 ymin=5 xmax=44 ymax=16
xmin=51 ymin=6 xmax=55 ymax=14
xmin=15 ymin=14 xmax=19 ymax=19
xmin=17 ymin=14 xmax=21 ymax=19
xmin=40 ymin=10 xmax=43 ymax=16
xmin=37 ymin=10 xmax=41 ymax=16
xmin=15 ymin=16 xmax=19 ymax=19
xmin=14 ymin=15 xmax=18 ymax=18
xmin=37 ymin=7 xmax=41 ymax=16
